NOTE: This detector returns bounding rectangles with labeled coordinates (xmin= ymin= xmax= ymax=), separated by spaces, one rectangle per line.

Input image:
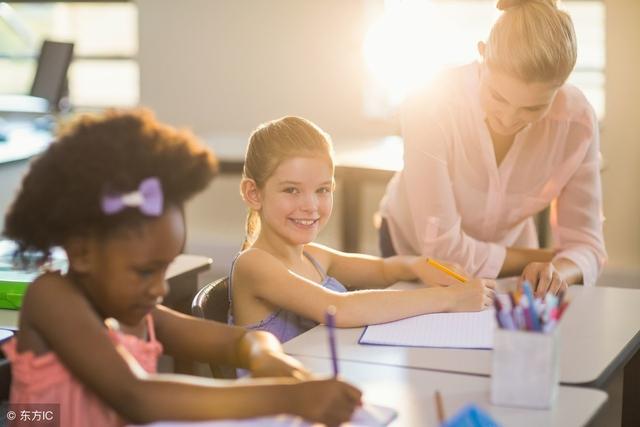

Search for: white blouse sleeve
xmin=400 ymin=96 xmax=506 ymax=278
xmin=551 ymin=112 xmax=607 ymax=286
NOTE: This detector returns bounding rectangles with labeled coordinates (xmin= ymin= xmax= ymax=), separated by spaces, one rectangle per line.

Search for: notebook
xmin=133 ymin=403 xmax=397 ymax=427
xmin=359 ymin=309 xmax=496 ymax=349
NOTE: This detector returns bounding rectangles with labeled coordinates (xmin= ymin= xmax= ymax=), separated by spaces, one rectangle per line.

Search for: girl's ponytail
xmin=242 ymin=209 xmax=260 ymax=251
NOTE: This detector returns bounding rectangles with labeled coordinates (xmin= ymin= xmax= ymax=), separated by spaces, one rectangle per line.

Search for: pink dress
xmin=1 ymin=315 xmax=163 ymax=427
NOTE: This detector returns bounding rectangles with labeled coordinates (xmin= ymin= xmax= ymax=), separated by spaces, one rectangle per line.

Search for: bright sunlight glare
xmin=363 ymin=0 xmax=499 ymax=106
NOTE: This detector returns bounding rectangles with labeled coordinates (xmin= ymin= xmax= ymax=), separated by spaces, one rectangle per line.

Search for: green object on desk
xmin=0 ymin=282 xmax=28 ymax=309
xmin=0 ymin=240 xmax=68 ymax=310
xmin=0 ymin=271 xmax=36 ymax=310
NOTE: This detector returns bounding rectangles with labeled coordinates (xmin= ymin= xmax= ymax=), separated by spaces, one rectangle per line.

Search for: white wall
xmin=137 ymin=0 xmax=392 ymax=139
xmin=601 ymin=0 xmax=640 ymax=272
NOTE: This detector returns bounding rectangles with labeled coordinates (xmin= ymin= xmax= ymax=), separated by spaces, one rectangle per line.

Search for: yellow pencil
xmin=426 ymin=258 xmax=468 ymax=283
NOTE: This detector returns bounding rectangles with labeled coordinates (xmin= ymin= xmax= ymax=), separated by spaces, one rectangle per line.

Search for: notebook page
xmin=359 ymin=309 xmax=496 ymax=349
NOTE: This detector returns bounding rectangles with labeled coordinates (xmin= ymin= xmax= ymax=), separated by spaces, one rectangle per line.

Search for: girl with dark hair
xmin=2 ymin=110 xmax=361 ymax=427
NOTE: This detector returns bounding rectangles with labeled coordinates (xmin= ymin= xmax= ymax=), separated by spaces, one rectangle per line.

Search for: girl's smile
xmin=257 ymin=155 xmax=334 ymax=247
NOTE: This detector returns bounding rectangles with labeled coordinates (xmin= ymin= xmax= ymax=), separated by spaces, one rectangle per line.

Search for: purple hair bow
xmin=101 ymin=177 xmax=164 ymax=216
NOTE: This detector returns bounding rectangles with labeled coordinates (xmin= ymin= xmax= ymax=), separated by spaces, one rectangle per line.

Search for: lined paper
xmin=359 ymin=309 xmax=496 ymax=349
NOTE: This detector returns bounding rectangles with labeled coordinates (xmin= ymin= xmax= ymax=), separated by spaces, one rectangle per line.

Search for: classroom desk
xmin=284 ymin=285 xmax=640 ymax=386
xmin=0 ymin=253 xmax=212 ymax=329
xmin=283 ymin=285 xmax=640 ymax=425
xmin=296 ymin=355 xmax=607 ymax=427
xmin=0 ymin=119 xmax=52 ymax=165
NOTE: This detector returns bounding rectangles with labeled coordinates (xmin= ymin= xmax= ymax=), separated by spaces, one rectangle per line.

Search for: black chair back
xmin=191 ymin=277 xmax=236 ymax=378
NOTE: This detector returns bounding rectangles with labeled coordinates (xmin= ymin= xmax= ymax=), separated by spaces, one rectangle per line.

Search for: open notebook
xmin=359 ymin=309 xmax=496 ymax=349
xmin=134 ymin=403 xmax=397 ymax=427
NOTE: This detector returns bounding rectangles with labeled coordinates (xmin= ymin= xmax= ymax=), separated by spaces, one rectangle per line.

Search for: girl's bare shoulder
xmin=22 ymin=271 xmax=87 ymax=322
xmin=233 ymin=248 xmax=286 ymax=286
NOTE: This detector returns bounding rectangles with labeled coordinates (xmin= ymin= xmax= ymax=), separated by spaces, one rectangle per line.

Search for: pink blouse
xmin=2 ymin=315 xmax=163 ymax=427
xmin=380 ymin=62 xmax=606 ymax=286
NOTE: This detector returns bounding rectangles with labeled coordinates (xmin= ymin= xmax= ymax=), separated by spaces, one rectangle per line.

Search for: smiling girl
xmin=229 ymin=116 xmax=495 ymax=343
xmin=1 ymin=110 xmax=362 ymax=427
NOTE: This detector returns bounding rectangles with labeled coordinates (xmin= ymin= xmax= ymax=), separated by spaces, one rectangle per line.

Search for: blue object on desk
xmin=442 ymin=404 xmax=501 ymax=427
xmin=522 ymin=281 xmax=542 ymax=332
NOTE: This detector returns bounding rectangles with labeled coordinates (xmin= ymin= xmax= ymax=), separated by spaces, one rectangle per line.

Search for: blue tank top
xmin=228 ymin=251 xmax=348 ymax=343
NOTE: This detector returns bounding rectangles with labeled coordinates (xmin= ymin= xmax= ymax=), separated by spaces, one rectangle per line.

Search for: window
xmin=363 ymin=0 xmax=605 ymax=119
xmin=0 ymin=1 xmax=138 ymax=108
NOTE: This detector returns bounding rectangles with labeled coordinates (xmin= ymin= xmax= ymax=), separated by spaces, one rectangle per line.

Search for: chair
xmin=191 ymin=277 xmax=237 ymax=378
xmin=0 ymin=357 xmax=11 ymax=403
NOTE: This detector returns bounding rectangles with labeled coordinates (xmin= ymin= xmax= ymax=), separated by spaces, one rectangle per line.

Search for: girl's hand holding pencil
xmin=444 ymin=278 xmax=497 ymax=311
xmin=422 ymin=258 xmax=496 ymax=311
xmin=292 ymin=378 xmax=362 ymax=427
xmin=285 ymin=305 xmax=363 ymax=427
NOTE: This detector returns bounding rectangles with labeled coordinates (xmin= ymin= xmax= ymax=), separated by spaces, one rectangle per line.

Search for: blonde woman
xmin=379 ymin=0 xmax=606 ymax=296
xmin=230 ymin=116 xmax=495 ymax=343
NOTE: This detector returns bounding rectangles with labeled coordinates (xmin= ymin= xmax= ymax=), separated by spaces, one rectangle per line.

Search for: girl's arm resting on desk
xmin=113 ymin=370 xmax=360 ymax=425
xmin=24 ymin=274 xmax=360 ymax=425
xmin=234 ymin=249 xmax=495 ymax=328
xmin=153 ymin=306 xmax=310 ymax=378
xmin=306 ymin=243 xmax=466 ymax=289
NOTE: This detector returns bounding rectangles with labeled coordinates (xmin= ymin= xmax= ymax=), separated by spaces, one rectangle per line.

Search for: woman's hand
xmin=520 ymin=262 xmax=568 ymax=297
xmin=249 ymin=350 xmax=312 ymax=380
xmin=445 ymin=278 xmax=496 ymax=312
xmin=410 ymin=257 xmax=471 ymax=287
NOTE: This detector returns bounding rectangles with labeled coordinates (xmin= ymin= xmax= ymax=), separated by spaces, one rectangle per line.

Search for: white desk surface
xmin=0 ymin=254 xmax=211 ymax=330
xmin=165 ymin=254 xmax=212 ymax=279
xmin=284 ymin=285 xmax=640 ymax=387
xmin=296 ymin=356 xmax=607 ymax=427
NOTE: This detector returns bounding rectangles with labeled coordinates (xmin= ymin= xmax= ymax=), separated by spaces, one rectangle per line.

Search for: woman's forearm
xmin=499 ymin=247 xmax=554 ymax=277
xmin=500 ymin=248 xmax=583 ymax=285
xmin=552 ymin=257 xmax=583 ymax=285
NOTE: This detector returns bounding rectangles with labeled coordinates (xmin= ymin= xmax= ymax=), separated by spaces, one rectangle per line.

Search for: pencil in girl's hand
xmin=325 ymin=305 xmax=339 ymax=377
xmin=426 ymin=258 xmax=468 ymax=283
